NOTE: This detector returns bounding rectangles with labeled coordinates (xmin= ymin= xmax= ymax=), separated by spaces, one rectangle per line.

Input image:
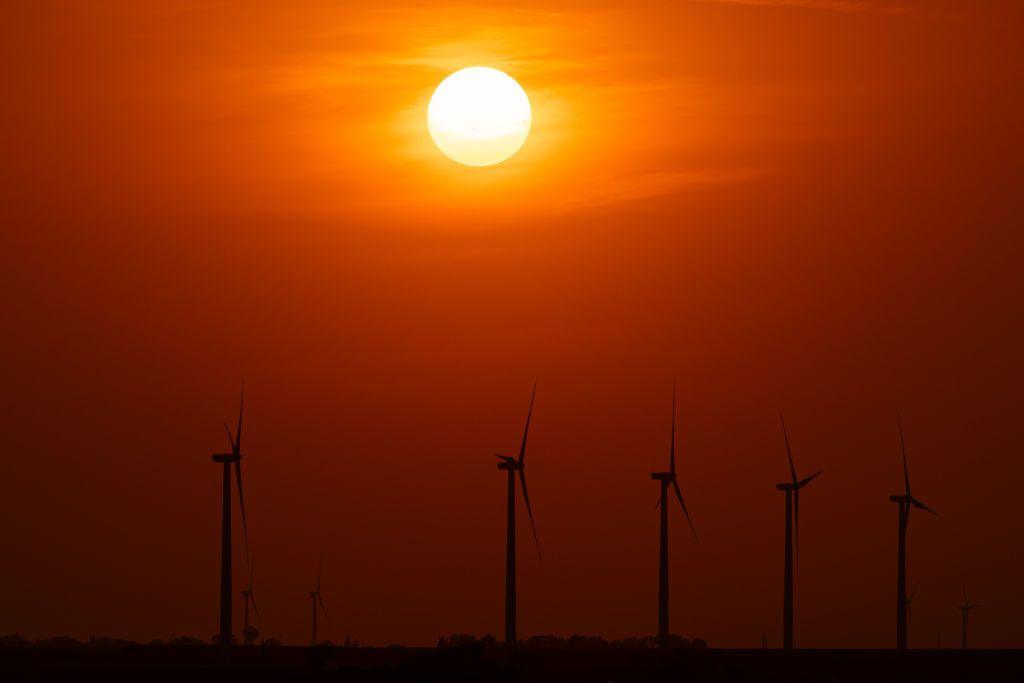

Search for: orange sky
xmin=1 ymin=0 xmax=1023 ymax=648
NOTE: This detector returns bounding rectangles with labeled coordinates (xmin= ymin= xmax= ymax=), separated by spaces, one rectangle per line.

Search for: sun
xmin=427 ymin=67 xmax=532 ymax=167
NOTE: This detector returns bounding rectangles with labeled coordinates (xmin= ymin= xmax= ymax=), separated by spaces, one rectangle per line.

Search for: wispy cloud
xmin=563 ymin=168 xmax=770 ymax=212
xmin=694 ymin=0 xmax=910 ymax=13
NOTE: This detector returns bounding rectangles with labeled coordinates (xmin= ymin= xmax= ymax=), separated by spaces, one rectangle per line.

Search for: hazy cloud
xmin=694 ymin=0 xmax=910 ymax=13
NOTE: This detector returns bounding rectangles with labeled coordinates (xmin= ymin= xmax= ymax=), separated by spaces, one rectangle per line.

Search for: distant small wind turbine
xmin=211 ymin=386 xmax=252 ymax=655
xmin=241 ymin=568 xmax=259 ymax=646
xmin=889 ymin=416 xmax=936 ymax=650
xmin=958 ymin=578 xmax=980 ymax=650
xmin=650 ymin=381 xmax=697 ymax=648
xmin=309 ymin=559 xmax=328 ymax=646
xmin=494 ymin=381 xmax=542 ymax=650
xmin=776 ymin=416 xmax=822 ymax=650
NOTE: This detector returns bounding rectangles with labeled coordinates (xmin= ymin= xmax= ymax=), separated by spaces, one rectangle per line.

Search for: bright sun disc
xmin=427 ymin=67 xmax=531 ymax=167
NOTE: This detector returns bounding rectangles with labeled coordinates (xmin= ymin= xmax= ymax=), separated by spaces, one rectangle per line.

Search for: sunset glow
xmin=3 ymin=0 xmax=1023 ymax=657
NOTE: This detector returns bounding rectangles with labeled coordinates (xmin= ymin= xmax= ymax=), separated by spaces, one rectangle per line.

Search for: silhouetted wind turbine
xmin=493 ymin=381 xmax=542 ymax=650
xmin=211 ymin=387 xmax=252 ymax=655
xmin=776 ymin=416 xmax=822 ymax=650
xmin=889 ymin=416 xmax=936 ymax=650
xmin=650 ymin=381 xmax=697 ymax=648
xmin=241 ymin=568 xmax=259 ymax=646
xmin=309 ymin=559 xmax=328 ymax=646
xmin=958 ymin=578 xmax=979 ymax=649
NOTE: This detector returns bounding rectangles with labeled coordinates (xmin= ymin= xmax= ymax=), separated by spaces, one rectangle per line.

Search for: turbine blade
xmin=494 ymin=454 xmax=515 ymax=462
xmin=962 ymin=577 xmax=968 ymax=606
xmin=224 ymin=423 xmax=236 ymax=451
xmin=250 ymin=591 xmax=260 ymax=619
xmin=519 ymin=469 xmax=542 ymax=561
xmin=517 ymin=381 xmax=537 ymax=465
xmin=235 ymin=384 xmax=244 ymax=455
xmin=910 ymin=497 xmax=938 ymax=516
xmin=904 ymin=507 xmax=912 ymax=580
xmin=793 ymin=487 xmax=800 ymax=564
xmin=234 ymin=460 xmax=251 ymax=571
xmin=319 ymin=595 xmax=330 ymax=622
xmin=781 ymin=415 xmax=798 ymax=486
xmin=670 ymin=380 xmax=676 ymax=475
xmin=316 ymin=557 xmax=322 ymax=593
xmin=797 ymin=470 xmax=823 ymax=488
xmin=898 ymin=414 xmax=911 ymax=498
xmin=672 ymin=479 xmax=698 ymax=541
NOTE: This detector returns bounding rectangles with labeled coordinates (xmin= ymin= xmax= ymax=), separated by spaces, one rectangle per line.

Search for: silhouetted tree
xmin=438 ymin=634 xmax=479 ymax=649
xmin=168 ymin=636 xmax=204 ymax=646
xmin=84 ymin=636 xmax=132 ymax=648
xmin=37 ymin=636 xmax=81 ymax=648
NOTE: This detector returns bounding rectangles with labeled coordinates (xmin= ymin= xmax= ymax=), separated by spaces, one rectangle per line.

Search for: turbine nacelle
xmin=212 ymin=453 xmax=240 ymax=463
xmin=777 ymin=470 xmax=822 ymax=492
xmin=650 ymin=471 xmax=675 ymax=482
xmin=495 ymin=454 xmax=522 ymax=471
xmin=889 ymin=493 xmax=937 ymax=515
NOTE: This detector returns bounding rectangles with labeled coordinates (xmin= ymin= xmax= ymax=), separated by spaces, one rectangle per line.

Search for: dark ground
xmin=2 ymin=644 xmax=1022 ymax=682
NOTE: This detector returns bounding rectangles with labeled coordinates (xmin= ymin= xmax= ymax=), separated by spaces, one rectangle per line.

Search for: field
xmin=2 ymin=644 xmax=1021 ymax=682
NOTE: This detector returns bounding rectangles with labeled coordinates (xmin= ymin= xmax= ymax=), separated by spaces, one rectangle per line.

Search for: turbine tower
xmin=776 ymin=416 xmax=822 ymax=650
xmin=241 ymin=568 xmax=259 ymax=646
xmin=493 ymin=381 xmax=542 ymax=650
xmin=958 ymin=579 xmax=979 ymax=649
xmin=889 ymin=416 xmax=936 ymax=650
xmin=650 ymin=381 xmax=697 ymax=648
xmin=309 ymin=559 xmax=328 ymax=646
xmin=211 ymin=387 xmax=252 ymax=655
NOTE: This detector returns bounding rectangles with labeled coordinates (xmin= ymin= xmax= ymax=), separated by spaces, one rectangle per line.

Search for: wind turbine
xmin=211 ymin=386 xmax=252 ymax=654
xmin=241 ymin=568 xmax=259 ymax=646
xmin=958 ymin=578 xmax=979 ymax=649
xmin=776 ymin=416 xmax=822 ymax=650
xmin=493 ymin=381 xmax=542 ymax=650
xmin=650 ymin=381 xmax=697 ymax=648
xmin=309 ymin=559 xmax=328 ymax=646
xmin=889 ymin=416 xmax=936 ymax=650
